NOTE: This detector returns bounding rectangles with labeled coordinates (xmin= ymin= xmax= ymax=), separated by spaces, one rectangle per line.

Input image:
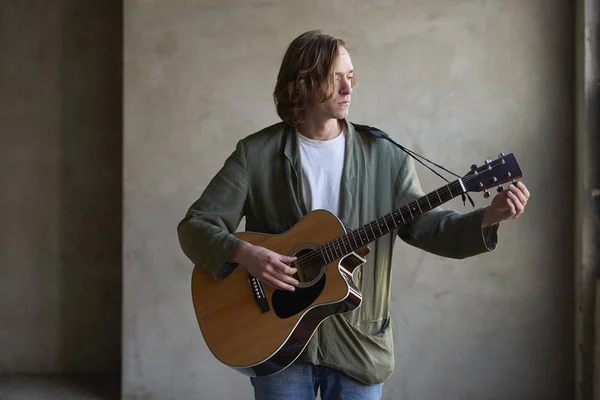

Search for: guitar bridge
xmin=248 ymin=274 xmax=270 ymax=313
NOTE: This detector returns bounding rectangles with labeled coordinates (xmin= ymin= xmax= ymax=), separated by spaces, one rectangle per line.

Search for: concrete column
xmin=575 ymin=0 xmax=600 ymax=399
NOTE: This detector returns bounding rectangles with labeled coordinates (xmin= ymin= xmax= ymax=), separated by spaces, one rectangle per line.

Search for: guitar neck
xmin=319 ymin=178 xmax=466 ymax=264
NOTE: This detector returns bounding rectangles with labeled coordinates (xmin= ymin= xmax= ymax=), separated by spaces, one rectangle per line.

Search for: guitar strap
xmin=351 ymin=123 xmax=476 ymax=208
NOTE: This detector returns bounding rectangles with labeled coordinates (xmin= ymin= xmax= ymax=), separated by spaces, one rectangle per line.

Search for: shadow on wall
xmin=58 ymin=0 xmax=122 ymax=396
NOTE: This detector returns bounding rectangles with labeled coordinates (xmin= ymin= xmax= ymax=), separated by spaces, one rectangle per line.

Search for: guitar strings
xmin=291 ymin=173 xmax=480 ymax=270
xmin=290 ymin=180 xmax=464 ymax=270
xmin=289 ymin=160 xmax=506 ymax=271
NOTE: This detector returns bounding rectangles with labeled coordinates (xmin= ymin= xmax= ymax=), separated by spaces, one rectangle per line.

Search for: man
xmin=177 ymin=30 xmax=530 ymax=400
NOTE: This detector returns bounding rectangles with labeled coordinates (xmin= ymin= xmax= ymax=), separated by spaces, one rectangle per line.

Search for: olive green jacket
xmin=177 ymin=120 xmax=498 ymax=384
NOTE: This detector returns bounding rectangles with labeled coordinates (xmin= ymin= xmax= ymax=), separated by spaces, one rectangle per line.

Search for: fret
xmin=350 ymin=231 xmax=359 ymax=248
xmin=376 ymin=219 xmax=384 ymax=235
xmin=406 ymin=205 xmax=413 ymax=219
xmin=359 ymin=227 xmax=367 ymax=244
xmin=415 ymin=200 xmax=422 ymax=214
xmin=398 ymin=210 xmax=405 ymax=224
xmin=330 ymin=243 xmax=338 ymax=261
xmin=334 ymin=242 xmax=341 ymax=259
xmin=382 ymin=216 xmax=390 ymax=232
xmin=325 ymin=243 xmax=334 ymax=263
xmin=344 ymin=237 xmax=351 ymax=253
xmin=335 ymin=243 xmax=342 ymax=259
xmin=425 ymin=193 xmax=433 ymax=209
xmin=368 ymin=222 xmax=376 ymax=240
xmin=435 ymin=189 xmax=443 ymax=203
xmin=335 ymin=235 xmax=355 ymax=258
xmin=338 ymin=238 xmax=347 ymax=255
xmin=319 ymin=246 xmax=327 ymax=264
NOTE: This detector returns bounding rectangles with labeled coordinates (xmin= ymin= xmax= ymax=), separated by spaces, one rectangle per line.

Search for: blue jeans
xmin=250 ymin=362 xmax=384 ymax=400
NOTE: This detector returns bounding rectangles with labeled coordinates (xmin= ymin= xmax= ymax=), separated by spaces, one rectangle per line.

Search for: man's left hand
xmin=481 ymin=181 xmax=530 ymax=228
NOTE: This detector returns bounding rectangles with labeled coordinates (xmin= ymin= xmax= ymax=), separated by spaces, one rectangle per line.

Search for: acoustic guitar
xmin=190 ymin=153 xmax=522 ymax=377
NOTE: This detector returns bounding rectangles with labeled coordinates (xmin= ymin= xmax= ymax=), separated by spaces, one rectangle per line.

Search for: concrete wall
xmin=0 ymin=0 xmax=122 ymax=374
xmin=123 ymin=0 xmax=574 ymax=399
xmin=575 ymin=0 xmax=600 ymax=398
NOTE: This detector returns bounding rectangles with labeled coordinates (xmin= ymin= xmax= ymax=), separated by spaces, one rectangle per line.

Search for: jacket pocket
xmin=359 ymin=317 xmax=391 ymax=337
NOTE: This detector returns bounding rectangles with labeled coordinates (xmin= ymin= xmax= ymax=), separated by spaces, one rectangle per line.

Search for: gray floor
xmin=0 ymin=375 xmax=119 ymax=400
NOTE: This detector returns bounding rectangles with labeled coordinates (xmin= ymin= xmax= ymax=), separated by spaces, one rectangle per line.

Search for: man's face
xmin=305 ymin=46 xmax=354 ymax=121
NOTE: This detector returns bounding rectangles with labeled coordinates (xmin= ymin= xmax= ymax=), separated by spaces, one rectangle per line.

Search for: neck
xmin=297 ymin=118 xmax=343 ymax=141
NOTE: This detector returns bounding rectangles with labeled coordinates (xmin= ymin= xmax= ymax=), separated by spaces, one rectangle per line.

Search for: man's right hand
xmin=229 ymin=241 xmax=299 ymax=291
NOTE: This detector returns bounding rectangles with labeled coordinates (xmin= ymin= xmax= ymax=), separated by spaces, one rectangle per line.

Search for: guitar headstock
xmin=462 ymin=153 xmax=523 ymax=194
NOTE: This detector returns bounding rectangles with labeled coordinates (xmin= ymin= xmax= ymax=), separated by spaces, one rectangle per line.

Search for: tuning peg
xmin=483 ymin=190 xmax=491 ymax=199
xmin=485 ymin=159 xmax=492 ymax=164
xmin=498 ymin=152 xmax=505 ymax=158
xmin=471 ymin=164 xmax=478 ymax=171
xmin=497 ymin=185 xmax=504 ymax=192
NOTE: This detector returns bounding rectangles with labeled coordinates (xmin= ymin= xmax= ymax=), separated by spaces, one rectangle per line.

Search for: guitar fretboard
xmin=319 ymin=179 xmax=464 ymax=264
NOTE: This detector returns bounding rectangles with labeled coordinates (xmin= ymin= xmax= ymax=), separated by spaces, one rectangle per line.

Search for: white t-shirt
xmin=297 ymin=130 xmax=346 ymax=216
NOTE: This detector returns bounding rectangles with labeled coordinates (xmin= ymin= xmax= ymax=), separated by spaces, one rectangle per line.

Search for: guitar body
xmin=191 ymin=210 xmax=367 ymax=377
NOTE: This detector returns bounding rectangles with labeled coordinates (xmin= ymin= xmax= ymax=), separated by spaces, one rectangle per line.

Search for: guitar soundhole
xmin=292 ymin=248 xmax=326 ymax=288
xmin=272 ymin=274 xmax=326 ymax=319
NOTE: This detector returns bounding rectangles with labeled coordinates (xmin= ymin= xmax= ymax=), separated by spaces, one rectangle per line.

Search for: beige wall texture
xmin=0 ymin=0 xmax=122 ymax=374
xmin=124 ymin=1 xmax=574 ymax=399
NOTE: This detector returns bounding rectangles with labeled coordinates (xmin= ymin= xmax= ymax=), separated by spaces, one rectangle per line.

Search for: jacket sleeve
xmin=394 ymin=154 xmax=498 ymax=259
xmin=177 ymin=140 xmax=247 ymax=280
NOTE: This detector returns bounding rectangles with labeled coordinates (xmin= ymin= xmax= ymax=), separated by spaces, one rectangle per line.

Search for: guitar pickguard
xmin=271 ymin=274 xmax=326 ymax=318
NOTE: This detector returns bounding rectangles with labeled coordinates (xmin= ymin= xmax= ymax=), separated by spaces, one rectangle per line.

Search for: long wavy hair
xmin=273 ymin=30 xmax=356 ymax=126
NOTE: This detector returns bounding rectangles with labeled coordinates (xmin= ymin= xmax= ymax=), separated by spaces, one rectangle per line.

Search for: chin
xmin=333 ymin=111 xmax=349 ymax=120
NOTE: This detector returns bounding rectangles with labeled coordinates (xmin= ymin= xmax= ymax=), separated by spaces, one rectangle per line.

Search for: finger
xmin=278 ymin=264 xmax=297 ymax=276
xmin=276 ymin=257 xmax=298 ymax=275
xmin=508 ymin=189 xmax=525 ymax=214
xmin=280 ymin=255 xmax=298 ymax=264
xmin=508 ymin=185 xmax=528 ymax=206
xmin=516 ymin=181 xmax=531 ymax=199
xmin=262 ymin=271 xmax=296 ymax=291
xmin=271 ymin=267 xmax=299 ymax=287
xmin=506 ymin=194 xmax=520 ymax=218
xmin=265 ymin=264 xmax=298 ymax=286
xmin=503 ymin=194 xmax=516 ymax=216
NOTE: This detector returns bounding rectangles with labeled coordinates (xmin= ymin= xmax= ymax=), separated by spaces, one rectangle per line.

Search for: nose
xmin=339 ymin=77 xmax=352 ymax=95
